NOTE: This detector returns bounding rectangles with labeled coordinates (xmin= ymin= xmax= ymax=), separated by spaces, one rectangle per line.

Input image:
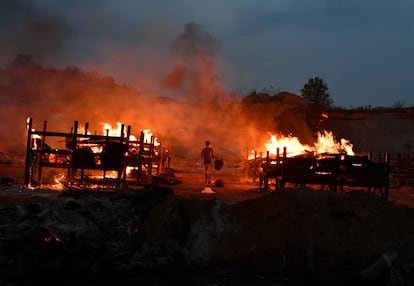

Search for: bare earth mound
xmin=0 ymin=164 xmax=414 ymax=286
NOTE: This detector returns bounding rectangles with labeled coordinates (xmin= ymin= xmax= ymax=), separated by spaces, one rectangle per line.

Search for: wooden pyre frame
xmin=24 ymin=117 xmax=170 ymax=188
xmin=248 ymin=147 xmax=391 ymax=201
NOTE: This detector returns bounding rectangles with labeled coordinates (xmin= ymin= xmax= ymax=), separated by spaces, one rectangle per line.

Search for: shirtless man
xmin=200 ymin=140 xmax=215 ymax=184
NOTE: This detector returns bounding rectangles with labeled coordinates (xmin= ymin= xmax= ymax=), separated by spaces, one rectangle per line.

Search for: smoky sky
xmin=1 ymin=0 xmax=413 ymax=107
xmin=173 ymin=22 xmax=222 ymax=59
xmin=160 ymin=22 xmax=228 ymax=104
xmin=0 ymin=0 xmax=73 ymax=64
xmin=0 ymin=19 xmax=252 ymax=163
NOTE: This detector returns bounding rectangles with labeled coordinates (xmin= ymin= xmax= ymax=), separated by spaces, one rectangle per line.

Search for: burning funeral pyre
xmin=246 ymin=130 xmax=390 ymax=200
xmin=24 ymin=117 xmax=172 ymax=190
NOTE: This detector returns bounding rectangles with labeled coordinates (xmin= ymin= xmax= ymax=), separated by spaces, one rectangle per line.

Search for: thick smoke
xmin=157 ymin=22 xmax=255 ymax=164
xmin=161 ymin=22 xmax=226 ymax=104
xmin=0 ymin=21 xmax=270 ymax=171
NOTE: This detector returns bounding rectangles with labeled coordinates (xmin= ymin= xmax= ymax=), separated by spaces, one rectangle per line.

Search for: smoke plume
xmin=0 ymin=21 xmax=275 ymax=172
xmin=161 ymin=22 xmax=227 ymax=104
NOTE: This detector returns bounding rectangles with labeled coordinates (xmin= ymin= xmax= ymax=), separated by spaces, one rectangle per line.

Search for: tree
xmin=300 ymin=76 xmax=333 ymax=107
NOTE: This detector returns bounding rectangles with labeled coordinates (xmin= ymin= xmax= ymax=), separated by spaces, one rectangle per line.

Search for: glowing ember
xmin=51 ymin=173 xmax=66 ymax=191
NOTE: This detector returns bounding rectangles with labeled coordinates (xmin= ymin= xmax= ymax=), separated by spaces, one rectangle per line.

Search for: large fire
xmin=100 ymin=122 xmax=161 ymax=177
xmin=74 ymin=122 xmax=159 ymax=155
xmin=251 ymin=130 xmax=354 ymax=159
xmin=27 ymin=119 xmax=163 ymax=189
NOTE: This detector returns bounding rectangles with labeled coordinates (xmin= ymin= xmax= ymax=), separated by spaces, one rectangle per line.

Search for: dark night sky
xmin=1 ymin=0 xmax=413 ymax=107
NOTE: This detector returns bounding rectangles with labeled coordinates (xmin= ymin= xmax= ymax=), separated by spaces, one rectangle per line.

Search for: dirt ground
xmin=171 ymin=168 xmax=414 ymax=285
xmin=1 ymin=155 xmax=414 ymax=285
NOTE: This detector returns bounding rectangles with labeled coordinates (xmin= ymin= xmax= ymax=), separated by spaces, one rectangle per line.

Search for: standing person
xmin=201 ymin=140 xmax=215 ymax=184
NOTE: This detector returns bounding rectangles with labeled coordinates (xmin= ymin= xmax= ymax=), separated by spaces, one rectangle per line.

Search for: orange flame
xmin=251 ymin=130 xmax=354 ymax=159
xmin=314 ymin=131 xmax=354 ymax=155
xmin=265 ymin=133 xmax=312 ymax=157
xmin=101 ymin=122 xmax=159 ymax=145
